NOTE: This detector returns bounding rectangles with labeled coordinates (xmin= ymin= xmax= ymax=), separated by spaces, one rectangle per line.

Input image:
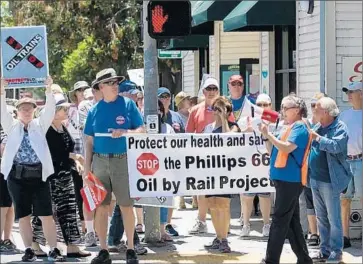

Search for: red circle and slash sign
xmin=137 ymin=153 xmax=159 ymax=176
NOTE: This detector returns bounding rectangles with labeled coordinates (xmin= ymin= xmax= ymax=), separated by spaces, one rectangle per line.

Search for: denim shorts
xmin=242 ymin=192 xmax=271 ymax=198
xmin=341 ymin=159 xmax=362 ymax=199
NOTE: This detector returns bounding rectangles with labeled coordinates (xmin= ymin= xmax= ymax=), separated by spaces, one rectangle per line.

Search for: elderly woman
xmin=203 ymin=96 xmax=240 ymax=253
xmin=32 ymin=93 xmax=90 ymax=258
xmin=0 ymin=78 xmax=64 ymax=262
xmin=258 ymin=95 xmax=312 ymax=264
xmin=309 ymin=97 xmax=352 ymax=263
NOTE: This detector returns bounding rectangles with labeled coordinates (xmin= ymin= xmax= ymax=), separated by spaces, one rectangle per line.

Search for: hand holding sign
xmin=0 ymin=78 xmax=8 ymax=95
xmin=108 ymin=128 xmax=127 ymax=138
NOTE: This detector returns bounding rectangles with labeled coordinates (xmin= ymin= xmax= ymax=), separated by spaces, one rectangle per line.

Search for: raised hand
xmin=152 ymin=5 xmax=169 ymax=33
xmin=45 ymin=76 xmax=53 ymax=93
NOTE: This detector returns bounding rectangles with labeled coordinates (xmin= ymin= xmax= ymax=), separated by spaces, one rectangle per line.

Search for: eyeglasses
xmin=205 ymin=86 xmax=218 ymax=92
xmin=311 ymin=103 xmax=316 ymax=108
xmin=257 ymin=103 xmax=271 ymax=108
xmin=230 ymin=81 xmax=244 ymax=86
xmin=102 ymin=80 xmax=119 ymax=86
xmin=56 ymin=105 xmax=69 ymax=112
xmin=75 ymin=88 xmax=86 ymax=93
xmin=212 ymin=106 xmax=221 ymax=112
xmin=281 ymin=106 xmax=298 ymax=112
xmin=159 ymin=94 xmax=170 ymax=99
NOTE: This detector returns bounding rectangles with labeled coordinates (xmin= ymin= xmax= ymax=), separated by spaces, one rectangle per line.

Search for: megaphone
xmin=251 ymin=104 xmax=279 ymax=123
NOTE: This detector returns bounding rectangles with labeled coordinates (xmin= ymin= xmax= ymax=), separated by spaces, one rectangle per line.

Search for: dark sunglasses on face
xmin=257 ymin=103 xmax=271 ymax=107
xmin=159 ymin=94 xmax=170 ymax=99
xmin=76 ymin=88 xmax=86 ymax=92
xmin=230 ymin=81 xmax=244 ymax=86
xmin=205 ymin=86 xmax=218 ymax=92
xmin=102 ymin=80 xmax=119 ymax=86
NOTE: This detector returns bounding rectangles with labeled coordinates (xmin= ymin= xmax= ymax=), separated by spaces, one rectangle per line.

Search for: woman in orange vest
xmin=258 ymin=95 xmax=312 ymax=264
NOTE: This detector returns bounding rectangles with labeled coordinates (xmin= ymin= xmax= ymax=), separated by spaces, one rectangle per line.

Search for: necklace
xmin=52 ymin=123 xmax=64 ymax=133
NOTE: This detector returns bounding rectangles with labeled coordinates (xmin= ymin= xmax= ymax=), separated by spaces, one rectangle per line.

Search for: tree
xmin=4 ymin=0 xmax=143 ymax=90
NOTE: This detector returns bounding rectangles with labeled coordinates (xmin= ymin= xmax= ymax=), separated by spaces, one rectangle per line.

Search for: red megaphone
xmin=252 ymin=105 xmax=280 ymax=123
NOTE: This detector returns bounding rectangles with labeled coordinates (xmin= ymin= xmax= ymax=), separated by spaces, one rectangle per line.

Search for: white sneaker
xmin=84 ymin=232 xmax=97 ymax=247
xmin=240 ymin=224 xmax=251 ymax=237
xmin=188 ymin=220 xmax=208 ymax=234
xmin=262 ymin=224 xmax=270 ymax=237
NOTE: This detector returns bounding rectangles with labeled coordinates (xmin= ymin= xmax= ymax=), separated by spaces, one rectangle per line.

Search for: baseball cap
xmin=119 ymin=80 xmax=137 ymax=93
xmin=158 ymin=87 xmax=171 ymax=97
xmin=256 ymin=93 xmax=272 ymax=104
xmin=54 ymin=93 xmax=71 ymax=107
xmin=15 ymin=97 xmax=37 ymax=109
xmin=202 ymin=78 xmax=219 ymax=90
xmin=342 ymin=82 xmax=362 ymax=92
xmin=229 ymin=75 xmax=243 ymax=83
xmin=175 ymin=91 xmax=191 ymax=107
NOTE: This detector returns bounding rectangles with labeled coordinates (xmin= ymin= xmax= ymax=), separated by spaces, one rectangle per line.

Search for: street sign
xmin=158 ymin=50 xmax=182 ymax=59
xmin=146 ymin=114 xmax=159 ymax=133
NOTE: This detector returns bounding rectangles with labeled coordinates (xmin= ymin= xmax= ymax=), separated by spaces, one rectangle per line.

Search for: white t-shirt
xmin=161 ymin=123 xmax=175 ymax=134
xmin=339 ymin=108 xmax=362 ymax=155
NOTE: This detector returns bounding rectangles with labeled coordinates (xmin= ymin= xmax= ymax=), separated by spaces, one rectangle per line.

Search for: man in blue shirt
xmin=259 ymin=95 xmax=312 ymax=264
xmin=84 ymin=68 xmax=144 ymax=264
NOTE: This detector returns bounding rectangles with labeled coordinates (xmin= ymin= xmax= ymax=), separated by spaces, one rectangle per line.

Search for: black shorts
xmin=0 ymin=173 xmax=12 ymax=207
xmin=206 ymin=194 xmax=232 ymax=199
xmin=304 ymin=186 xmax=314 ymax=210
xmin=7 ymin=169 xmax=53 ymax=220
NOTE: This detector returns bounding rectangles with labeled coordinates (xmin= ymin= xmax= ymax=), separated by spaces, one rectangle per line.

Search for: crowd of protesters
xmin=0 ymin=69 xmax=361 ymax=264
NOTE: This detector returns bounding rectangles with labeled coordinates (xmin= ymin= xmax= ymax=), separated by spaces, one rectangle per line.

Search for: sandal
xmin=161 ymin=233 xmax=173 ymax=242
xmin=308 ymin=234 xmax=320 ymax=246
xmin=67 ymin=250 xmax=91 ymax=258
xmin=136 ymin=224 xmax=144 ymax=234
xmin=34 ymin=249 xmax=47 ymax=257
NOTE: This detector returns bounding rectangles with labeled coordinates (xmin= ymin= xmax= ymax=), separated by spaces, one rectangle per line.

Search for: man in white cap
xmin=339 ymin=81 xmax=362 ymax=248
xmin=186 ymin=77 xmax=234 ymax=234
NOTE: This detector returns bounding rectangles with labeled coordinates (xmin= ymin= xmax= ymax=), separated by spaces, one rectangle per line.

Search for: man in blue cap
xmin=158 ymin=87 xmax=185 ymax=133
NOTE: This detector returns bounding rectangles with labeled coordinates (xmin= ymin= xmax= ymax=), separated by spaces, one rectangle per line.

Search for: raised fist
xmin=152 ymin=5 xmax=169 ymax=33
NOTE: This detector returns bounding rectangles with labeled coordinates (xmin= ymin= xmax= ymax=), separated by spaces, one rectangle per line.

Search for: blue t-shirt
xmin=231 ymin=95 xmax=256 ymax=112
xmin=269 ymin=122 xmax=309 ymax=182
xmin=309 ymin=125 xmax=331 ymax=183
xmin=165 ymin=110 xmax=185 ymax=133
xmin=84 ymin=96 xmax=144 ymax=154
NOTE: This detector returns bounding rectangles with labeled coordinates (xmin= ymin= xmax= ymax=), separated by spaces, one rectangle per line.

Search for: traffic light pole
xmin=142 ymin=0 xmax=161 ymax=244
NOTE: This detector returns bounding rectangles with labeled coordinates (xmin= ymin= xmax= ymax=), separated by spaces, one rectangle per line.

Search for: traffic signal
xmin=147 ymin=1 xmax=191 ymax=39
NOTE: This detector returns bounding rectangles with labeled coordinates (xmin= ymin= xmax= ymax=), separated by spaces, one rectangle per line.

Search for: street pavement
xmin=1 ymin=196 xmax=362 ymax=263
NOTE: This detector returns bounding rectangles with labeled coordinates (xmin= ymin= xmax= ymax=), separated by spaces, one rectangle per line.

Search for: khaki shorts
xmin=92 ymin=154 xmax=134 ymax=207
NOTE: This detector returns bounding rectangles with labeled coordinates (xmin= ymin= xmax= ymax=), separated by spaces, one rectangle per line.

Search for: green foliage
xmin=5 ymin=0 xmax=143 ymax=90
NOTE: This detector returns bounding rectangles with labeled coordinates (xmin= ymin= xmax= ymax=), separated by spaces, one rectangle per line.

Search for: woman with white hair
xmin=308 ymin=97 xmax=352 ymax=263
xmin=258 ymin=95 xmax=312 ymax=264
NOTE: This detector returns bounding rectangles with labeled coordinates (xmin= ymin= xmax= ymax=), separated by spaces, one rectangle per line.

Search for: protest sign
xmin=0 ymin=25 xmax=49 ymax=89
xmin=126 ymin=133 xmax=275 ymax=198
xmin=81 ymin=172 xmax=107 ymax=212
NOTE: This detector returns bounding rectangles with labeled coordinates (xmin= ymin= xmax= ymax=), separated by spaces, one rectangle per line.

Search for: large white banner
xmin=126 ymin=133 xmax=275 ymax=197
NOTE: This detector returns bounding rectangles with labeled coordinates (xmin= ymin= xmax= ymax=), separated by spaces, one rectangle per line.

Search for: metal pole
xmin=143 ymin=0 xmax=161 ymax=244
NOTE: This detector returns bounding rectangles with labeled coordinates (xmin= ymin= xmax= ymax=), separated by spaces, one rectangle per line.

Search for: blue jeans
xmin=108 ymin=205 xmax=139 ymax=246
xmin=341 ymin=159 xmax=363 ymax=199
xmin=310 ymin=179 xmax=343 ymax=257
xmin=160 ymin=207 xmax=168 ymax=224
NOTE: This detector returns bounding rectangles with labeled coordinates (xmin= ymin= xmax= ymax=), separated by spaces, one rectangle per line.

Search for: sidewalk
xmin=1 ymin=196 xmax=362 ymax=263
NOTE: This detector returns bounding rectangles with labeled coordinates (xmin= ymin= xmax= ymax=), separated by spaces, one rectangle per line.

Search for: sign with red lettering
xmin=137 ymin=153 xmax=160 ymax=176
xmin=342 ymin=57 xmax=363 ymax=101
xmin=0 ymin=25 xmax=49 ymax=89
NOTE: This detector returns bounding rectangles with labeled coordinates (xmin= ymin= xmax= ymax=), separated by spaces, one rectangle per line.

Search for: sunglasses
xmin=159 ymin=94 xmax=170 ymax=99
xmin=212 ymin=106 xmax=222 ymax=112
xmin=205 ymin=86 xmax=218 ymax=92
xmin=311 ymin=103 xmax=316 ymax=108
xmin=75 ymin=88 xmax=86 ymax=92
xmin=102 ymin=80 xmax=119 ymax=86
xmin=257 ymin=103 xmax=271 ymax=107
xmin=230 ymin=81 xmax=244 ymax=86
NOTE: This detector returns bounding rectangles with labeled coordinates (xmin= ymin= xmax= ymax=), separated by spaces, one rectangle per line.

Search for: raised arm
xmin=38 ymin=77 xmax=56 ymax=133
xmin=0 ymin=79 xmax=15 ymax=134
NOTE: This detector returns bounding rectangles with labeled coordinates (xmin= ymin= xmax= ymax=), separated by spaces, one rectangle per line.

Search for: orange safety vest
xmin=274 ymin=120 xmax=313 ymax=186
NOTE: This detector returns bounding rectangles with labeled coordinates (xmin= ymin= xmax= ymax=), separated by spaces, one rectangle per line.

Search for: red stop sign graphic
xmin=137 ymin=153 xmax=159 ymax=176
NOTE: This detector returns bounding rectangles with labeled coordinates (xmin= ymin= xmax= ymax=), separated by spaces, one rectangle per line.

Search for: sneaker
xmin=311 ymin=251 xmax=329 ymax=262
xmin=343 ymin=236 xmax=351 ymax=249
xmin=165 ymin=224 xmax=179 ymax=236
xmin=262 ymin=224 xmax=270 ymax=237
xmin=219 ymin=239 xmax=231 ymax=253
xmin=240 ymin=224 xmax=251 ymax=237
xmin=48 ymin=248 xmax=65 ymax=262
xmin=126 ymin=249 xmax=139 ymax=264
xmin=308 ymin=234 xmax=320 ymax=247
xmin=0 ymin=239 xmax=16 ymax=252
xmin=204 ymin=237 xmax=220 ymax=249
xmin=188 ymin=220 xmax=208 ymax=234
xmin=109 ymin=241 xmax=127 ymax=253
xmin=135 ymin=224 xmax=144 ymax=234
xmin=91 ymin=249 xmax=111 ymax=264
xmin=135 ymin=243 xmax=147 ymax=255
xmin=326 ymin=252 xmax=342 ymax=264
xmin=22 ymin=248 xmax=37 ymax=262
xmin=85 ymin=232 xmax=97 ymax=247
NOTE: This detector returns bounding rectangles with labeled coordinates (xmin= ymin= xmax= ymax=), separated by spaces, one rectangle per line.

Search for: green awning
xmin=165 ymin=35 xmax=209 ymax=51
xmin=192 ymin=1 xmax=240 ymax=27
xmin=223 ymin=0 xmax=295 ymax=32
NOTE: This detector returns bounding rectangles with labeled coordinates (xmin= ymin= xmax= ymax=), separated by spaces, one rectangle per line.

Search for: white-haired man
xmin=339 ymin=82 xmax=362 ymax=248
xmin=309 ymin=97 xmax=353 ymax=263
